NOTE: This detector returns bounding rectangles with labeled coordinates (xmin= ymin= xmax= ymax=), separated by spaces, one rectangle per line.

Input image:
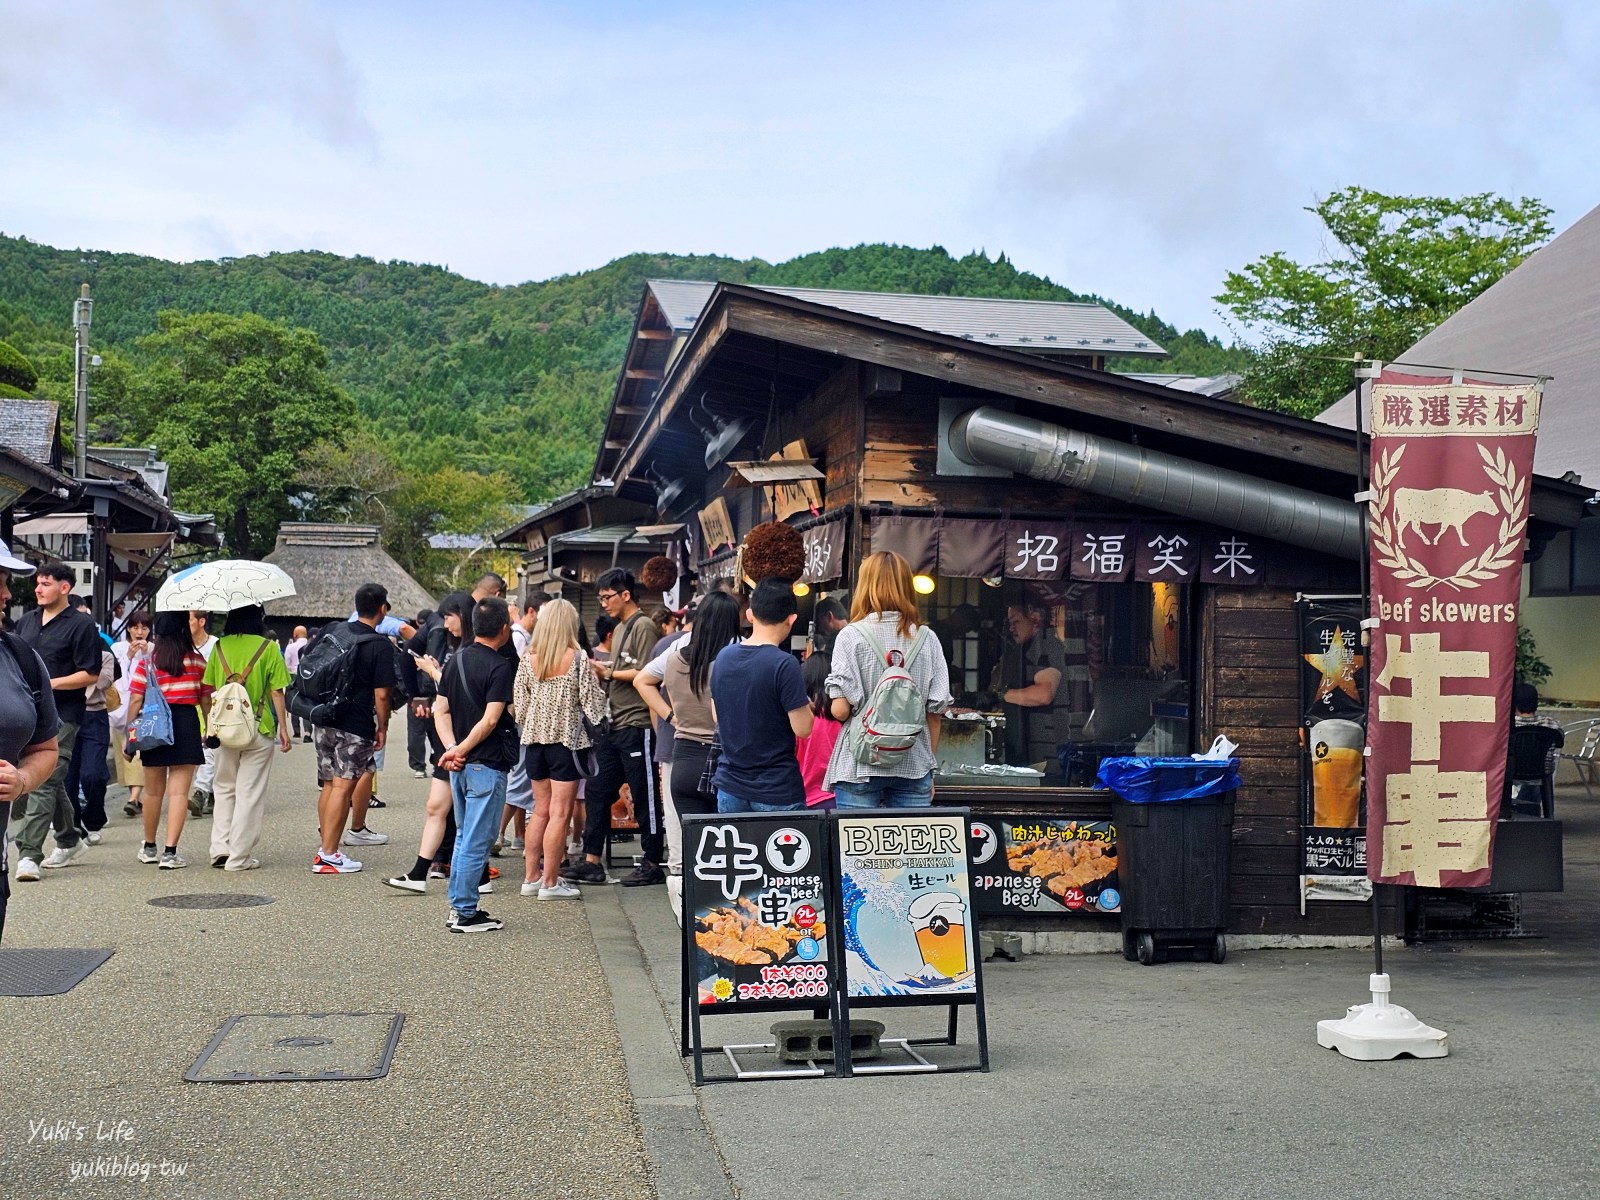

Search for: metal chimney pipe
xmin=948 ymin=406 xmax=1362 ymax=560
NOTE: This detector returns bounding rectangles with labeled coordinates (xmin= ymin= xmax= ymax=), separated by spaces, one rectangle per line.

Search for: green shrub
xmin=1516 ymin=624 xmax=1552 ymax=686
xmin=0 ymin=339 xmax=38 ymax=392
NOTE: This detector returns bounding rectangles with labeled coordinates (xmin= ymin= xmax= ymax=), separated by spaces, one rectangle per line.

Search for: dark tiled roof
xmin=0 ymin=399 xmax=60 ymax=465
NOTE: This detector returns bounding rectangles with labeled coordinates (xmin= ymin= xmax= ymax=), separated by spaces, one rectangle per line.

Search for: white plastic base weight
xmin=1316 ymin=972 xmax=1449 ymax=1060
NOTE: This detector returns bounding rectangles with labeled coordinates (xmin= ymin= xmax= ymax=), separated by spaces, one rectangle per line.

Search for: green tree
xmin=124 ymin=311 xmax=356 ymax=557
xmin=0 ymin=337 xmax=38 ymax=397
xmin=1216 ymin=187 xmax=1554 ymax=417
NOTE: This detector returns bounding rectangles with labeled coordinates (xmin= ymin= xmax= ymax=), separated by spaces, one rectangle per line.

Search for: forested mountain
xmin=0 ymin=234 xmax=1245 ymax=503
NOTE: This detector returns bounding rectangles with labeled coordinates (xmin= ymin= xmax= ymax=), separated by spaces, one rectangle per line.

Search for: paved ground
xmin=5 ymin=749 xmax=1598 ymax=1200
xmin=1 ymin=744 xmax=652 ymax=1200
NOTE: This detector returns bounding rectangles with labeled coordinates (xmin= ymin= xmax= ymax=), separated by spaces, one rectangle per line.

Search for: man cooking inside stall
xmin=995 ymin=594 xmax=1095 ymax=773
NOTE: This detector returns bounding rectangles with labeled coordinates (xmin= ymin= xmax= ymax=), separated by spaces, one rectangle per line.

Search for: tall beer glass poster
xmin=1296 ymin=597 xmax=1371 ymax=900
xmin=687 ymin=817 xmax=831 ymax=1008
xmin=836 ymin=812 xmax=976 ymax=998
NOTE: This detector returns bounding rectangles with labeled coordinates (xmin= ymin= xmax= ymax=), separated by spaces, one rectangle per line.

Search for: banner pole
xmin=1317 ymin=359 xmax=1447 ymax=1060
xmin=1351 ymin=360 xmax=1385 ymax=979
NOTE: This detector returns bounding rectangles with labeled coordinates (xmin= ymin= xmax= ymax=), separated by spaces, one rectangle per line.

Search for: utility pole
xmin=73 ymin=282 xmax=92 ymax=479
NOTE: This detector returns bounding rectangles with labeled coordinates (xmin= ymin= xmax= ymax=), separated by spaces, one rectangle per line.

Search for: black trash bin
xmin=1098 ymin=756 xmax=1240 ymax=966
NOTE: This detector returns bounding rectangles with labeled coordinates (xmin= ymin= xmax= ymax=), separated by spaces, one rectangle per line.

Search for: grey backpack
xmin=846 ymin=624 xmax=931 ymax=768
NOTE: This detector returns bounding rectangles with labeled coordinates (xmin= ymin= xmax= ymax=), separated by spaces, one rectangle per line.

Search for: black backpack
xmin=287 ymin=623 xmax=367 ymax=724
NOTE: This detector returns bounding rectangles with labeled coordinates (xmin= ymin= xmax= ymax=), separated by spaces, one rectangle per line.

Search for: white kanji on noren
xmin=1381 ymin=764 xmax=1492 ymax=888
xmin=1078 ymin=533 xmax=1124 ymax=575
xmin=1373 ymin=632 xmax=1497 ymax=760
xmin=1013 ymin=530 xmax=1061 ymax=575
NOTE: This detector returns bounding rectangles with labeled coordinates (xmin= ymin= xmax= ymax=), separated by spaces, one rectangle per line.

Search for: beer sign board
xmin=835 ymin=810 xmax=977 ymax=998
xmin=1296 ymin=598 xmax=1371 ymax=901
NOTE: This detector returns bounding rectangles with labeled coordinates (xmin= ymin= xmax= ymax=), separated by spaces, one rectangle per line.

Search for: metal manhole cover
xmin=187 ymin=1012 xmax=406 ymax=1083
xmin=0 ymin=948 xmax=114 ymax=997
xmin=148 ymin=893 xmax=274 ymax=909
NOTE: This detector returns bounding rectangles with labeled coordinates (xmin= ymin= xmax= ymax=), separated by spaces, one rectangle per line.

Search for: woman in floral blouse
xmin=512 ymin=599 xmax=607 ymax=900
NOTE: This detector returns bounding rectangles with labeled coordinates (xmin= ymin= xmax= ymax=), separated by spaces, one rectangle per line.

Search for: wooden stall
xmin=589 ymin=282 xmax=1590 ymax=937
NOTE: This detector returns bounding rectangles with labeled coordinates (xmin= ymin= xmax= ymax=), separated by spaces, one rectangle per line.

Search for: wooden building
xmin=581 ymin=282 xmax=1588 ymax=938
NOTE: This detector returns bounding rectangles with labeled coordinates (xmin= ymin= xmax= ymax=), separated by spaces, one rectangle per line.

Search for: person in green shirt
xmin=200 ymin=605 xmax=292 ymax=871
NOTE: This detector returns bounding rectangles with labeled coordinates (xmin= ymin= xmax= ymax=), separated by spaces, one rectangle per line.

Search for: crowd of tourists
xmin=1 ymin=545 xmax=956 ymax=938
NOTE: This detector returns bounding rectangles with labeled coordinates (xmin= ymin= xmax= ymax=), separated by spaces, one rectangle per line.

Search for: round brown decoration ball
xmin=639 ymin=555 xmax=678 ymax=594
xmin=741 ymin=521 xmax=804 ymax=583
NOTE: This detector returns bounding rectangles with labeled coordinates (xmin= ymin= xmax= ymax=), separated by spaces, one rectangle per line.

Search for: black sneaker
xmin=449 ymin=909 xmax=504 ymax=934
xmin=560 ymin=859 xmax=609 ymax=885
xmin=620 ymin=861 xmax=666 ymax=888
xmin=211 ymin=854 xmax=227 ymax=869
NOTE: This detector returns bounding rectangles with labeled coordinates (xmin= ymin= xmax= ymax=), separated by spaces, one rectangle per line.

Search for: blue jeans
xmin=717 ymin=789 xmax=804 ymax=814
xmin=447 ymin=763 xmax=507 ymax=917
xmin=831 ymin=772 xmax=935 ymax=809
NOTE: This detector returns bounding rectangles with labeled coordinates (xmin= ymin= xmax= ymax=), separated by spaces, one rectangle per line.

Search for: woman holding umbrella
xmin=124 ymin=611 xmax=211 ymax=868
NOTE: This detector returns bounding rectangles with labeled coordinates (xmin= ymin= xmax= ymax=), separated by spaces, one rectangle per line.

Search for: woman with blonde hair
xmin=823 ymin=551 xmax=952 ymax=808
xmin=512 ymin=598 xmax=607 ymax=900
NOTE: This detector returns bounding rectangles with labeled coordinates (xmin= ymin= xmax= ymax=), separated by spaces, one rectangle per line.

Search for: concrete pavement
xmin=5 ymin=744 xmax=1598 ymax=1200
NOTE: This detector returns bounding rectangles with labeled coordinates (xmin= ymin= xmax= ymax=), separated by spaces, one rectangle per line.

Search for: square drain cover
xmin=0 ymin=948 xmax=114 ymax=996
xmin=187 ymin=1012 xmax=405 ymax=1083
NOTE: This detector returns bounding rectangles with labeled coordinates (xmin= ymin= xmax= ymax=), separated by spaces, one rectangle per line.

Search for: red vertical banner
xmin=1366 ymin=371 xmax=1542 ymax=887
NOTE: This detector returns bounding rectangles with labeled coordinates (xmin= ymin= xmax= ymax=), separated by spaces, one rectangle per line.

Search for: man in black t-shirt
xmin=312 ymin=584 xmax=396 ymax=875
xmin=12 ymin=562 xmax=100 ymax=881
xmin=434 ymin=597 xmax=518 ymax=933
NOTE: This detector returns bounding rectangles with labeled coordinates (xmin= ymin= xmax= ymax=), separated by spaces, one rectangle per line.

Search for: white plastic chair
xmin=1559 ymin=719 xmax=1600 ymax=800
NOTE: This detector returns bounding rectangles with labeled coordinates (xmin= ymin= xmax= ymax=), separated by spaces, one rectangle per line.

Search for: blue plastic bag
xmin=1095 ymin=756 xmax=1240 ymax=803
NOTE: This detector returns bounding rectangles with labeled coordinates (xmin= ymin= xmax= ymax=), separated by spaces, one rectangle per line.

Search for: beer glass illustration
xmin=1310 ymin=718 xmax=1363 ymax=828
xmin=908 ymin=892 xmax=968 ymax=978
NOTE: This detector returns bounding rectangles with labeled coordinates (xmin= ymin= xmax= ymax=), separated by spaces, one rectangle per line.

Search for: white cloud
xmin=0 ymin=0 xmax=373 ymax=148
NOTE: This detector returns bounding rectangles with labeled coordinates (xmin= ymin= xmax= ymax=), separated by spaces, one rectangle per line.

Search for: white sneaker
xmin=539 ymin=882 xmax=582 ymax=901
xmin=520 ymin=880 xmax=540 ymax=896
xmin=384 ymin=875 xmax=426 ymax=894
xmin=478 ymin=880 xmax=494 ymax=895
xmin=223 ymin=857 xmax=261 ymax=872
xmin=410 ymin=768 xmax=426 ymax=778
xmin=343 ymin=826 xmax=390 ymax=846
xmin=312 ymin=851 xmax=363 ymax=874
xmin=15 ymin=857 xmax=41 ymax=882
xmin=85 ymin=830 xmax=103 ymax=846
xmin=41 ymin=842 xmax=87 ymax=869
xmin=158 ymin=851 xmax=188 ymax=870
xmin=504 ymin=837 xmax=524 ymax=852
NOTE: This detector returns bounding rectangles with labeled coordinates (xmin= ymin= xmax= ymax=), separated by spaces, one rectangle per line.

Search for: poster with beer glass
xmin=1297 ymin=598 xmax=1370 ymax=899
xmin=835 ymin=810 xmax=978 ymax=997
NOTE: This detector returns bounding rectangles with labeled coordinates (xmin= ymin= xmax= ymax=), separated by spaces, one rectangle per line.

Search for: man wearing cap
xmin=11 ymin=562 xmax=100 ymax=881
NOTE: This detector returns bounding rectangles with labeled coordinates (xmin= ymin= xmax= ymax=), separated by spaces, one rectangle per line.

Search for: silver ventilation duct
xmin=947 ymin=406 xmax=1362 ymax=560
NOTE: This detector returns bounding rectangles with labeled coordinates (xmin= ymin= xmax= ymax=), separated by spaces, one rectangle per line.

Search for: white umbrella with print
xmin=154 ymin=560 xmax=297 ymax=612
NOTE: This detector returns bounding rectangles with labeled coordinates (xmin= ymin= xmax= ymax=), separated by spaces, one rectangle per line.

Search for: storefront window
xmin=922 ymin=574 xmax=1193 ymax=784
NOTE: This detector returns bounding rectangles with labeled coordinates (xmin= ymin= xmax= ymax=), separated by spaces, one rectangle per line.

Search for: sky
xmin=5 ymin=0 xmax=1600 ymax=340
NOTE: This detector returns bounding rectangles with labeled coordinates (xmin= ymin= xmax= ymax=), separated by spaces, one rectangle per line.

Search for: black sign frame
xmin=679 ymin=813 xmax=846 ymax=1084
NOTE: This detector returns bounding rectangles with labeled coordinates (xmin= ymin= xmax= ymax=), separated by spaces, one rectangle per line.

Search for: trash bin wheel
xmin=1210 ymin=933 xmax=1226 ymax=964
xmin=1136 ymin=932 xmax=1156 ymax=966
xmin=1122 ymin=931 xmax=1139 ymax=962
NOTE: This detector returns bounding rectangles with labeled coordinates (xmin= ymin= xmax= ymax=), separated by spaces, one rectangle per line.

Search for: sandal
xmin=124 ymin=798 xmax=142 ymax=817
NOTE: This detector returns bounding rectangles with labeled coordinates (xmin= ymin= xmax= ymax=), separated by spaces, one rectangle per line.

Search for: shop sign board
xmin=835 ymin=810 xmax=977 ymax=998
xmin=1365 ymin=371 xmax=1542 ymax=887
xmin=967 ymin=815 xmax=1120 ymax=916
xmin=684 ymin=815 xmax=833 ymax=1009
xmin=1297 ymin=597 xmax=1371 ymax=901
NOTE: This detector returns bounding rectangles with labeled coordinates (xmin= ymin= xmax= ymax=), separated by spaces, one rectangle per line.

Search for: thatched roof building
xmin=263 ymin=523 xmax=436 ymax=626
